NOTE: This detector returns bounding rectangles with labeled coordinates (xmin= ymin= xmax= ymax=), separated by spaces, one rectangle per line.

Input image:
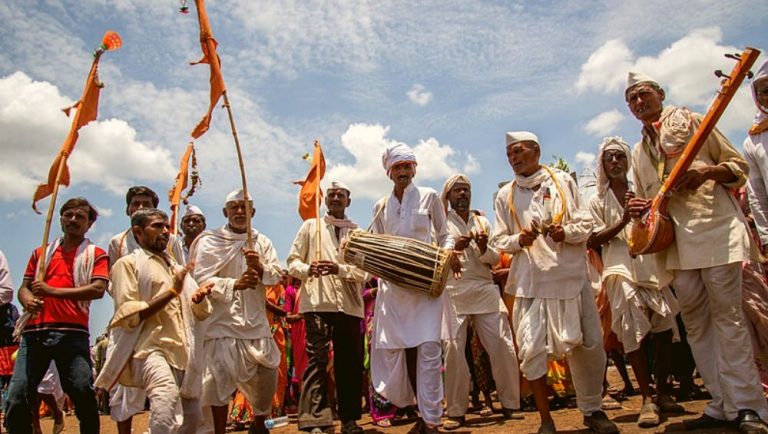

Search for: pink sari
xmin=285 ymin=285 xmax=308 ymax=389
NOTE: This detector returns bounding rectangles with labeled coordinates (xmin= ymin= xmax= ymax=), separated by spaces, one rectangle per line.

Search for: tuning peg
xmin=714 ymin=70 xmax=731 ymax=79
xmin=725 ymin=53 xmax=741 ymax=60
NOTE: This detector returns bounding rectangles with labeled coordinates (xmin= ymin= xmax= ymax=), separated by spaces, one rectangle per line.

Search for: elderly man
xmin=626 ymin=71 xmax=768 ymax=433
xmin=491 ymin=132 xmax=617 ymax=434
xmin=440 ymin=174 xmax=521 ymax=430
xmin=370 ymin=144 xmax=459 ymax=434
xmin=586 ymin=137 xmax=682 ymax=427
xmin=191 ymin=189 xmax=283 ymax=434
xmin=6 ymin=198 xmax=108 ymax=434
xmin=180 ymin=205 xmax=206 ymax=263
xmin=745 ymin=60 xmax=768 ymax=250
xmin=96 ymin=208 xmax=212 ymax=433
xmin=287 ymin=181 xmax=369 ymax=434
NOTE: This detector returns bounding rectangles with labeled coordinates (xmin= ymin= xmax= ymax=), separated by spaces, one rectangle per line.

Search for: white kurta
xmin=745 ymin=129 xmax=768 ymax=246
xmin=370 ymin=184 xmax=454 ymax=348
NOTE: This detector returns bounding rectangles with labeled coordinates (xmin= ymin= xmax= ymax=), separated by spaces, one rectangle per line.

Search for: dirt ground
xmin=40 ymin=367 xmax=748 ymax=433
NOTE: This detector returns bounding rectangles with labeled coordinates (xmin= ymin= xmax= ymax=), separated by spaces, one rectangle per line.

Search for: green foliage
xmin=549 ymin=155 xmax=571 ymax=173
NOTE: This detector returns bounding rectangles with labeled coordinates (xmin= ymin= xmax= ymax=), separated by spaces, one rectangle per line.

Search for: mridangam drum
xmin=342 ymin=231 xmax=451 ymax=297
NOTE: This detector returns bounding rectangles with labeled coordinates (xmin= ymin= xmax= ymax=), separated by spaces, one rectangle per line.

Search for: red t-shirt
xmin=23 ymin=244 xmax=109 ymax=334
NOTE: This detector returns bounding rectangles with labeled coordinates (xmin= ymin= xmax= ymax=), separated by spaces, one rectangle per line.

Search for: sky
xmin=1 ymin=0 xmax=766 ymax=340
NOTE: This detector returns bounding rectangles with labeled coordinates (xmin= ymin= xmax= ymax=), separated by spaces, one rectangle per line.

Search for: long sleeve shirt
xmin=631 ymin=106 xmax=751 ymax=270
xmin=286 ymin=218 xmax=369 ymax=318
xmin=744 ymin=129 xmax=768 ymax=246
xmin=370 ymin=183 xmax=454 ymax=348
xmin=491 ymin=168 xmax=593 ymax=300
xmin=444 ymin=211 xmax=503 ymax=315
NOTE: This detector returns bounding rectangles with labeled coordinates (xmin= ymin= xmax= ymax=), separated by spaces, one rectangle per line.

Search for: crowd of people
xmin=0 ymin=66 xmax=767 ymax=434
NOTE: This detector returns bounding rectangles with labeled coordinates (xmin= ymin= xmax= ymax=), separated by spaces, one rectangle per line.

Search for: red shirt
xmin=23 ymin=244 xmax=109 ymax=334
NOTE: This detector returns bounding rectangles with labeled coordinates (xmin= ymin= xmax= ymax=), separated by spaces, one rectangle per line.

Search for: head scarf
xmin=749 ymin=60 xmax=768 ymax=136
xmin=382 ymin=143 xmax=417 ymax=175
xmin=182 ymin=205 xmax=204 ymax=220
xmin=505 ymin=131 xmax=539 ymax=147
xmin=224 ymin=188 xmax=252 ymax=206
xmin=625 ymin=71 xmax=661 ymax=97
xmin=596 ymin=137 xmax=631 ymax=198
xmin=441 ymin=173 xmax=472 ymax=211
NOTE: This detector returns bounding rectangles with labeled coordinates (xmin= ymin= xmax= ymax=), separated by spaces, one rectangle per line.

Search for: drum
xmin=342 ymin=231 xmax=451 ymax=297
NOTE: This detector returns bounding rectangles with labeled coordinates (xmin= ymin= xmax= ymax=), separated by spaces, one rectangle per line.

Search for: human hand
xmin=192 ymin=282 xmax=214 ymax=304
xmin=518 ymin=229 xmax=537 ymax=247
xmin=548 ymin=225 xmax=565 ymax=243
xmin=627 ymin=198 xmax=652 ymax=218
xmin=234 ymin=269 xmax=260 ymax=290
xmin=453 ymin=236 xmax=472 ymax=252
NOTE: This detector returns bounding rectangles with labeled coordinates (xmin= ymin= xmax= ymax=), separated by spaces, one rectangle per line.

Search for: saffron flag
xmin=294 ymin=141 xmax=326 ymax=220
xmin=168 ymin=143 xmax=195 ymax=235
xmin=32 ymin=30 xmax=122 ymax=213
xmin=190 ymin=0 xmax=227 ymax=139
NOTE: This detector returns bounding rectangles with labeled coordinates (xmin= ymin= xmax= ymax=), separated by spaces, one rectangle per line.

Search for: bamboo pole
xmin=35 ymin=154 xmax=70 ymax=280
xmin=221 ymin=91 xmax=253 ymax=249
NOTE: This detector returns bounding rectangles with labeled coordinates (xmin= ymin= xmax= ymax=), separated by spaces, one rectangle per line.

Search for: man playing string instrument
xmin=491 ymin=132 xmax=618 ymax=434
xmin=587 ymin=137 xmax=683 ymax=428
xmin=369 ymin=144 xmax=460 ymax=434
xmin=190 ymin=189 xmax=283 ymax=434
xmin=287 ymin=181 xmax=369 ymax=434
xmin=625 ymin=72 xmax=768 ymax=433
xmin=440 ymin=174 xmax=522 ymax=430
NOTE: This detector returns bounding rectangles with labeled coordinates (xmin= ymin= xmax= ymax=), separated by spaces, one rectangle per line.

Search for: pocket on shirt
xmin=410 ymin=209 xmax=431 ymax=233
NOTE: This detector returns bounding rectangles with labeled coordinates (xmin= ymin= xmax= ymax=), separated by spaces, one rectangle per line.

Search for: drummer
xmin=490 ymin=132 xmax=617 ymax=434
xmin=369 ymin=143 xmax=460 ymax=434
xmin=440 ymin=174 xmax=522 ymax=430
xmin=286 ymin=181 xmax=369 ymax=434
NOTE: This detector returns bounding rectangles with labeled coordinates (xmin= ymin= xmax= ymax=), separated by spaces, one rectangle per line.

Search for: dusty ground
xmin=40 ymin=367 xmax=749 ymax=433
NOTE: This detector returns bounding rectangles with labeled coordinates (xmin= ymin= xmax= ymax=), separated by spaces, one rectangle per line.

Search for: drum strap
xmin=508 ymin=166 xmax=567 ymax=230
xmin=367 ymin=195 xmax=390 ymax=232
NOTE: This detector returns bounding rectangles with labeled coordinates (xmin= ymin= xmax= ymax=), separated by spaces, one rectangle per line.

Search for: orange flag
xmin=190 ymin=0 xmax=227 ymax=139
xmin=32 ymin=30 xmax=122 ymax=213
xmin=294 ymin=141 xmax=326 ymax=220
xmin=168 ymin=143 xmax=195 ymax=234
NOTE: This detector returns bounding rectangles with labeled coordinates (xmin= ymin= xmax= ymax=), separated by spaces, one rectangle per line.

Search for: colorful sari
xmin=266 ymin=284 xmax=288 ymax=416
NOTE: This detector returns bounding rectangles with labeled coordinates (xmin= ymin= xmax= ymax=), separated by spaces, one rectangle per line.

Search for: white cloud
xmin=325 ymin=123 xmax=478 ymax=199
xmin=576 ymin=27 xmax=763 ymax=135
xmin=583 ymin=109 xmax=624 ymax=136
xmin=95 ymin=207 xmax=113 ymax=218
xmin=575 ymin=151 xmax=596 ymax=169
xmin=0 ymin=71 xmax=176 ymax=202
xmin=407 ymin=84 xmax=433 ymax=106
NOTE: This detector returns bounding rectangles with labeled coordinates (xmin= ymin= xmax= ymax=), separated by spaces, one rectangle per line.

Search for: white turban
xmin=224 ymin=188 xmax=252 ymax=206
xmin=596 ymin=136 xmax=631 ymax=198
xmin=326 ymin=181 xmax=351 ymax=194
xmin=441 ymin=173 xmax=472 ymax=211
xmin=382 ymin=143 xmax=417 ymax=174
xmin=625 ymin=71 xmax=661 ymax=96
xmin=505 ymin=131 xmax=539 ymax=147
xmin=182 ymin=205 xmax=204 ymax=219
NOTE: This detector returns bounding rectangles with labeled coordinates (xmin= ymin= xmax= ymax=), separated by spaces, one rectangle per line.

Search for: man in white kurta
xmin=97 ymin=208 xmax=212 ymax=434
xmin=440 ymin=174 xmax=521 ymax=430
xmin=587 ymin=137 xmax=681 ymax=428
xmin=287 ymin=181 xmax=370 ymax=434
xmin=745 ymin=60 xmax=768 ymax=251
xmin=191 ymin=189 xmax=283 ymax=434
xmin=626 ymin=72 xmax=768 ymax=433
xmin=370 ymin=144 xmax=457 ymax=434
xmin=491 ymin=132 xmax=617 ymax=434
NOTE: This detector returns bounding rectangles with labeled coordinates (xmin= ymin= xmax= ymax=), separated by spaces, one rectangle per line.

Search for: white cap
xmin=182 ymin=205 xmax=204 ymax=219
xmin=505 ymin=131 xmax=539 ymax=147
xmin=224 ymin=189 xmax=252 ymax=205
xmin=625 ymin=71 xmax=660 ymax=95
xmin=327 ymin=181 xmax=350 ymax=194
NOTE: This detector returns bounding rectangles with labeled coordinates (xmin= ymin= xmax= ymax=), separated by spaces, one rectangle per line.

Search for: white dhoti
xmin=604 ymin=275 xmax=678 ymax=353
xmin=673 ymin=263 xmax=768 ymax=420
xmin=109 ymin=385 xmax=147 ymax=422
xmin=200 ymin=337 xmax=279 ymax=415
xmin=129 ymin=351 xmax=183 ymax=434
xmin=371 ymin=341 xmax=443 ymax=426
xmin=443 ymin=312 xmax=520 ymax=417
xmin=37 ymin=361 xmax=65 ymax=411
xmin=513 ymin=282 xmax=605 ymax=415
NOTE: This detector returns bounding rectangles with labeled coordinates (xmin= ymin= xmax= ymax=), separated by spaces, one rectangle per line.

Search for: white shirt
xmin=370 ymin=183 xmax=454 ymax=348
xmin=745 ymin=129 xmax=768 ymax=246
xmin=109 ymin=230 xmax=185 ymax=267
xmin=0 ymin=250 xmax=13 ymax=305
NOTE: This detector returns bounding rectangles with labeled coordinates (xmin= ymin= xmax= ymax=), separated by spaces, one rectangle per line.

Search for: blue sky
xmin=1 ymin=0 xmax=766 ymax=339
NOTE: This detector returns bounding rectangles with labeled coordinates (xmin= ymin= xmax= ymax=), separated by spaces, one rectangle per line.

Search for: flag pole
xmin=315 ymin=166 xmax=321 ymax=263
xmin=35 ymin=154 xmax=70 ymax=281
xmin=221 ymin=91 xmax=253 ymax=249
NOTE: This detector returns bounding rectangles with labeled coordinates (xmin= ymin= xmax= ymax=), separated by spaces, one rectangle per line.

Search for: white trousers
xmin=443 ymin=312 xmax=520 ymax=417
xmin=513 ymin=282 xmax=606 ymax=415
xmin=130 ymin=352 xmax=183 ymax=434
xmin=673 ymin=263 xmax=768 ymax=420
xmin=371 ymin=341 xmax=443 ymax=426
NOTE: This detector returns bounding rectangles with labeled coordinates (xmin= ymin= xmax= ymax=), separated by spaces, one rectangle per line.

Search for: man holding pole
xmin=287 ymin=181 xmax=369 ymax=434
xmin=191 ymin=189 xmax=283 ymax=434
xmin=5 ymin=197 xmax=108 ymax=434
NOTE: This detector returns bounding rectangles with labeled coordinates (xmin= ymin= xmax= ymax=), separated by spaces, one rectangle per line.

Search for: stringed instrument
xmin=629 ymin=47 xmax=761 ymax=256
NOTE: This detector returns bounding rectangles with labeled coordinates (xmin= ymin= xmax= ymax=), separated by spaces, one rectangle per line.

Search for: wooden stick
xmin=36 ymin=153 xmax=70 ymax=281
xmin=315 ymin=172 xmax=321 ymax=262
xmin=221 ymin=91 xmax=253 ymax=249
